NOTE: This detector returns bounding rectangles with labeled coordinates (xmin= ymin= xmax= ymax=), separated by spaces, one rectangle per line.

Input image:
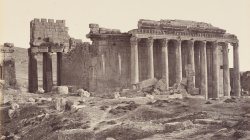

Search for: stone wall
xmin=0 ymin=43 xmax=16 ymax=87
xmin=61 ymin=42 xmax=91 ymax=90
xmin=89 ymin=37 xmax=131 ymax=92
xmin=30 ymin=18 xmax=70 ymax=52
xmin=241 ymin=71 xmax=250 ymax=94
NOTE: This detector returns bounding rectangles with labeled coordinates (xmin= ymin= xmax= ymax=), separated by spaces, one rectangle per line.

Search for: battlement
xmin=30 ymin=18 xmax=70 ymax=50
xmin=32 ymin=18 xmax=66 ymax=26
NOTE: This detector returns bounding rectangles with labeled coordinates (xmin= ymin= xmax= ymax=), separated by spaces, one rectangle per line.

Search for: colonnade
xmin=28 ymin=48 xmax=63 ymax=93
xmin=130 ymin=36 xmax=241 ymax=98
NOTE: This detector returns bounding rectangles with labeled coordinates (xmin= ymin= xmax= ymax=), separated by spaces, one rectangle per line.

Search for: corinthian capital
xmin=130 ymin=36 xmax=138 ymax=46
xmin=146 ymin=37 xmax=154 ymax=46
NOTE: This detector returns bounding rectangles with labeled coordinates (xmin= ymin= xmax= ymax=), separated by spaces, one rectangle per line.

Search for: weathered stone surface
xmin=56 ymin=129 xmax=94 ymax=140
xmin=55 ymin=98 xmax=67 ymax=111
xmin=164 ymin=120 xmax=193 ymax=132
xmin=53 ymin=86 xmax=68 ymax=94
xmin=77 ymin=89 xmax=90 ymax=97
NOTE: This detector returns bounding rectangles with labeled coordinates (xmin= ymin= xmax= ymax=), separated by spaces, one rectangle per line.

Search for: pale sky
xmin=0 ymin=0 xmax=250 ymax=71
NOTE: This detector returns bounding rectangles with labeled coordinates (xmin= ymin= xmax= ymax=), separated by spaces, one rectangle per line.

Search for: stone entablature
xmin=138 ymin=19 xmax=226 ymax=33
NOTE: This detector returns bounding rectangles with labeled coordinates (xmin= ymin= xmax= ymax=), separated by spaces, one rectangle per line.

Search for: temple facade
xmin=28 ymin=19 xmax=241 ymax=99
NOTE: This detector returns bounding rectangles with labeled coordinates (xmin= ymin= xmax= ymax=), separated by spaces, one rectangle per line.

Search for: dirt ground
xmin=1 ymin=87 xmax=250 ymax=140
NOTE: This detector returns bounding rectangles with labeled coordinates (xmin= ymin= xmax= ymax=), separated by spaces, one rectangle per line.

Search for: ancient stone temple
xmin=28 ymin=18 xmax=241 ymax=99
xmin=0 ymin=43 xmax=16 ymax=87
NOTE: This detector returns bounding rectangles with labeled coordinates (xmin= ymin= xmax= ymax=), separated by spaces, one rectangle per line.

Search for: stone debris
xmin=52 ymin=86 xmax=69 ymax=94
xmin=154 ymin=79 xmax=168 ymax=91
xmin=36 ymin=87 xmax=44 ymax=94
xmin=55 ymin=98 xmax=67 ymax=111
xmin=28 ymin=97 xmax=36 ymax=103
xmin=164 ymin=120 xmax=193 ymax=132
xmin=193 ymin=119 xmax=222 ymax=125
xmin=137 ymin=78 xmax=158 ymax=89
xmin=114 ymin=92 xmax=120 ymax=99
xmin=77 ymin=89 xmax=91 ymax=97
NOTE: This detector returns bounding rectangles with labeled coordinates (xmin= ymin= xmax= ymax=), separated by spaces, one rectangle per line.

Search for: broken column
xmin=43 ymin=52 xmax=53 ymax=92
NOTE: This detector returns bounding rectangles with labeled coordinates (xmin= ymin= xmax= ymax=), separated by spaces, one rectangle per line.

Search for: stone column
xmin=188 ymin=40 xmax=195 ymax=85
xmin=200 ymin=41 xmax=208 ymax=99
xmin=222 ymin=43 xmax=230 ymax=97
xmin=43 ymin=52 xmax=53 ymax=92
xmin=28 ymin=48 xmax=38 ymax=93
xmin=161 ymin=39 xmax=169 ymax=89
xmin=232 ymin=42 xmax=241 ymax=96
xmin=130 ymin=37 xmax=139 ymax=85
xmin=176 ymin=39 xmax=182 ymax=83
xmin=57 ymin=52 xmax=62 ymax=86
xmin=146 ymin=37 xmax=154 ymax=79
xmin=212 ymin=42 xmax=219 ymax=98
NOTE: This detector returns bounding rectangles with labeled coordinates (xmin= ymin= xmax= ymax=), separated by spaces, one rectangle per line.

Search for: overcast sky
xmin=0 ymin=0 xmax=249 ymax=71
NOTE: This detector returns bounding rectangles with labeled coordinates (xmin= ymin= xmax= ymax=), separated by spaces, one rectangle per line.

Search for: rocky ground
xmin=1 ymin=86 xmax=250 ymax=140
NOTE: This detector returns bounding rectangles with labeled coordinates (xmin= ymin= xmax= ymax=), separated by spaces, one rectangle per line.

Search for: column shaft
xmin=43 ymin=52 xmax=53 ymax=92
xmin=130 ymin=37 xmax=139 ymax=85
xmin=147 ymin=37 xmax=154 ymax=79
xmin=200 ymin=42 xmax=208 ymax=99
xmin=212 ymin=42 xmax=219 ymax=98
xmin=57 ymin=52 xmax=62 ymax=86
xmin=175 ymin=40 xmax=182 ymax=83
xmin=28 ymin=48 xmax=38 ymax=93
xmin=188 ymin=41 xmax=195 ymax=85
xmin=222 ymin=43 xmax=230 ymax=96
xmin=233 ymin=42 xmax=241 ymax=96
xmin=161 ymin=39 xmax=169 ymax=89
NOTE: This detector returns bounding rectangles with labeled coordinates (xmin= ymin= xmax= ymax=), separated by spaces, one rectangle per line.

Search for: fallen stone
xmin=11 ymin=102 xmax=19 ymax=110
xmin=77 ymin=89 xmax=90 ymax=97
xmin=138 ymin=78 xmax=157 ymax=89
xmin=168 ymin=94 xmax=183 ymax=99
xmin=37 ymin=88 xmax=44 ymax=94
xmin=57 ymin=129 xmax=94 ymax=140
xmin=68 ymin=86 xmax=77 ymax=93
xmin=55 ymin=98 xmax=67 ymax=111
xmin=3 ymin=94 xmax=13 ymax=105
xmin=114 ymin=92 xmax=120 ymax=99
xmin=155 ymin=79 xmax=168 ymax=91
xmin=8 ymin=109 xmax=16 ymax=119
xmin=106 ymin=137 xmax=116 ymax=140
xmin=71 ymin=105 xmax=86 ymax=112
xmin=28 ymin=97 xmax=36 ymax=103
xmin=164 ymin=120 xmax=193 ymax=132
xmin=53 ymin=86 xmax=68 ymax=94
xmin=193 ymin=119 xmax=222 ymax=125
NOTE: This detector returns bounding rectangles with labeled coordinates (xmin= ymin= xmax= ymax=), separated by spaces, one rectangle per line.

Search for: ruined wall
xmin=0 ymin=43 xmax=16 ymax=87
xmin=61 ymin=42 xmax=91 ymax=90
xmin=89 ymin=37 xmax=131 ymax=92
xmin=241 ymin=71 xmax=250 ymax=94
xmin=30 ymin=18 xmax=70 ymax=52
